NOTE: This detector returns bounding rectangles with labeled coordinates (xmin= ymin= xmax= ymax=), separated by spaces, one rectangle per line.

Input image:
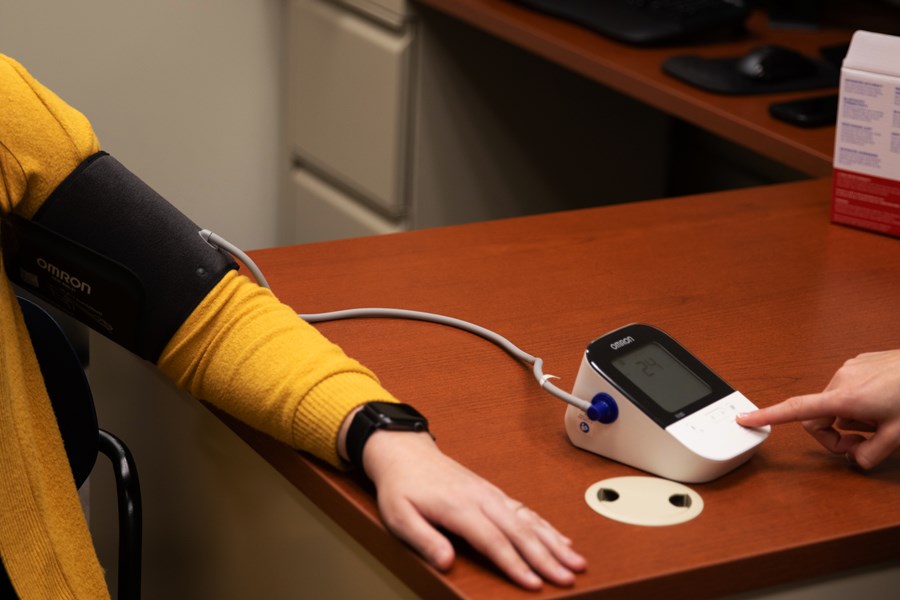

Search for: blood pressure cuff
xmin=0 ymin=152 xmax=237 ymax=362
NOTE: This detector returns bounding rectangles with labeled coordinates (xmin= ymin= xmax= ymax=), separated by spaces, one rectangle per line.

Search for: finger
xmin=455 ymin=513 xmax=546 ymax=590
xmin=802 ymin=418 xmax=867 ymax=455
xmin=484 ymin=503 xmax=579 ymax=587
xmin=510 ymin=505 xmax=586 ymax=574
xmin=515 ymin=507 xmax=573 ymax=546
xmin=801 ymin=418 xmax=841 ymax=453
xmin=417 ymin=497 xmax=548 ymax=589
xmin=527 ymin=509 xmax=572 ymax=547
xmin=828 ymin=431 xmax=868 ymax=455
xmin=381 ymin=497 xmax=456 ymax=571
xmin=850 ymin=422 xmax=900 ymax=470
xmin=443 ymin=500 xmax=573 ymax=589
xmin=737 ymin=392 xmax=843 ymax=427
xmin=525 ymin=511 xmax=587 ymax=573
xmin=735 ymin=410 xmax=769 ymax=428
xmin=835 ymin=417 xmax=877 ymax=432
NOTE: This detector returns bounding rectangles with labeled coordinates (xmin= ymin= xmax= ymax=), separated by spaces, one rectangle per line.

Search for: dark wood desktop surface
xmin=411 ymin=1 xmax=897 ymax=178
xmin=216 ymin=177 xmax=900 ymax=598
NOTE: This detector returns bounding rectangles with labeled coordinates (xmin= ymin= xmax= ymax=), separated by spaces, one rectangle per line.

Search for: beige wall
xmin=0 ymin=0 xmax=285 ymax=251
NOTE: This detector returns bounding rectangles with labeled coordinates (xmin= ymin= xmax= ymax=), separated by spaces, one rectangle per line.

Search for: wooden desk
xmin=411 ymin=1 xmax=895 ymax=177
xmin=217 ymin=177 xmax=900 ymax=598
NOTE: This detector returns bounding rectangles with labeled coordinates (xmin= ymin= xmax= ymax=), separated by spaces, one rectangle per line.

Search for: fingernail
xmin=556 ymin=566 xmax=576 ymax=583
xmin=430 ymin=547 xmax=453 ymax=570
xmin=522 ymin=571 xmax=542 ymax=589
xmin=570 ymin=549 xmax=587 ymax=565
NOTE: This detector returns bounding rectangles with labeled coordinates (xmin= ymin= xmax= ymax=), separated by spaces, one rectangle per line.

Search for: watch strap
xmin=345 ymin=407 xmax=379 ymax=469
xmin=345 ymin=402 xmax=429 ymax=469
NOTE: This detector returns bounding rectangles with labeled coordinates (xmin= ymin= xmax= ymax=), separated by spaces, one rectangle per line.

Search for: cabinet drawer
xmin=288 ymin=0 xmax=414 ymax=217
xmin=289 ymin=168 xmax=406 ymax=243
xmin=336 ymin=0 xmax=411 ymax=29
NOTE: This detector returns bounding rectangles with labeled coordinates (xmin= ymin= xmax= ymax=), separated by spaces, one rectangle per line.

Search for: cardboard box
xmin=831 ymin=31 xmax=900 ymax=238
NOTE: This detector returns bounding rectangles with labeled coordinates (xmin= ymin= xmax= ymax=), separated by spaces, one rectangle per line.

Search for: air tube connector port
xmin=587 ymin=392 xmax=618 ymax=423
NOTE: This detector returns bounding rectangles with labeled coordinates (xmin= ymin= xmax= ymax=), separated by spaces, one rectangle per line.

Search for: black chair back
xmin=8 ymin=296 xmax=142 ymax=599
xmin=17 ymin=296 xmax=99 ymax=487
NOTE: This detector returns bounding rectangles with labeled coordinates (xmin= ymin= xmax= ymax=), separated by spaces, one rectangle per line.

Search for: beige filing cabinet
xmin=286 ymin=0 xmax=671 ymax=243
xmin=287 ymin=0 xmax=414 ymax=241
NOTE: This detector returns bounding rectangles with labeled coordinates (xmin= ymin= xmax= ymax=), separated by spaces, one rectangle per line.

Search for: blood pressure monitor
xmin=565 ymin=324 xmax=769 ymax=483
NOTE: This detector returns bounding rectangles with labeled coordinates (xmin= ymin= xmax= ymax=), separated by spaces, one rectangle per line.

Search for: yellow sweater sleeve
xmin=158 ymin=270 xmax=397 ymax=465
xmin=0 ymin=55 xmax=100 ymax=217
xmin=0 ymin=54 xmax=109 ymax=599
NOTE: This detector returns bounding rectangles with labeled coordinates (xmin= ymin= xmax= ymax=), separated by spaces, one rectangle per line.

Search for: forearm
xmin=158 ymin=271 xmax=398 ymax=465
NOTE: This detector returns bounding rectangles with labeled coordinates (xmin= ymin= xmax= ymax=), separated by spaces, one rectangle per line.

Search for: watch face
xmin=366 ymin=402 xmax=429 ymax=431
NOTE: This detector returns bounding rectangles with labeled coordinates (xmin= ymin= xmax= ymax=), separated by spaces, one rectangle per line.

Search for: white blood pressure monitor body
xmin=565 ymin=324 xmax=769 ymax=483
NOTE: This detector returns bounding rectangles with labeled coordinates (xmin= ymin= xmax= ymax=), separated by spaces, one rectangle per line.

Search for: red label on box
xmin=831 ymin=168 xmax=900 ymax=238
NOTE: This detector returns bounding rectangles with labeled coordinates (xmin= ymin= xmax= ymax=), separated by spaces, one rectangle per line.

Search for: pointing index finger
xmin=737 ymin=392 xmax=841 ymax=428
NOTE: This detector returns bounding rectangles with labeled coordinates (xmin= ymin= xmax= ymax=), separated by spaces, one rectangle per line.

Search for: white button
xmin=708 ymin=408 xmax=728 ymax=423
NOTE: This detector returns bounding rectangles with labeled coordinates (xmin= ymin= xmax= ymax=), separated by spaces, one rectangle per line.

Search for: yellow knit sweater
xmin=0 ymin=55 xmax=396 ymax=599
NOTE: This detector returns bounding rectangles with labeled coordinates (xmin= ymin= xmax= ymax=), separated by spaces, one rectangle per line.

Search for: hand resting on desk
xmin=738 ymin=350 xmax=900 ymax=469
xmin=362 ymin=429 xmax=587 ymax=590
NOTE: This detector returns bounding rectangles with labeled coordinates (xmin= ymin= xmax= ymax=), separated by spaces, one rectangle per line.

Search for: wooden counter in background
xmin=412 ymin=1 xmax=898 ymax=177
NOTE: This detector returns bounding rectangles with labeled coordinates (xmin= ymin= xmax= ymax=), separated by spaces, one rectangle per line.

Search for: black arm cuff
xmin=24 ymin=152 xmax=237 ymax=361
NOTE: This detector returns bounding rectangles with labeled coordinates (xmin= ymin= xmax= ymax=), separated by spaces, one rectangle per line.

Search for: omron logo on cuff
xmin=1 ymin=213 xmax=144 ymax=350
xmin=35 ymin=257 xmax=92 ymax=294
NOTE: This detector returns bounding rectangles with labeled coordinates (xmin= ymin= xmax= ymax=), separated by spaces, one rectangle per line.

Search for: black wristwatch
xmin=345 ymin=402 xmax=430 ymax=469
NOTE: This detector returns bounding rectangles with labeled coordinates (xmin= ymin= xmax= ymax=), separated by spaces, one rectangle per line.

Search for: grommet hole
xmin=597 ymin=488 xmax=619 ymax=502
xmin=669 ymin=493 xmax=692 ymax=508
xmin=585 ymin=477 xmax=704 ymax=526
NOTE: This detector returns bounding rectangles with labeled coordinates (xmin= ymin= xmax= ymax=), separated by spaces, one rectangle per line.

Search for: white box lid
xmin=843 ymin=30 xmax=900 ymax=78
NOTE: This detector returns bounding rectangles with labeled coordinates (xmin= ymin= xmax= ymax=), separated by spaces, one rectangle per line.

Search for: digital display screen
xmin=612 ymin=342 xmax=711 ymax=413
